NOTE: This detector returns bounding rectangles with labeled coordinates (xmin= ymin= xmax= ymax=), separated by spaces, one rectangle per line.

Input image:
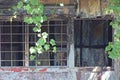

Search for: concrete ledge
xmin=0 ymin=67 xmax=115 ymax=80
xmin=0 ymin=67 xmax=113 ymax=72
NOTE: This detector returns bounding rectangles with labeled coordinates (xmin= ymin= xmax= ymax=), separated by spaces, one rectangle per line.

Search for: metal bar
xmin=0 ymin=21 xmax=1 ymax=66
xmin=10 ymin=21 xmax=12 ymax=66
xmin=103 ymin=20 xmax=106 ymax=66
xmin=0 ymin=17 xmax=69 ymax=67
xmin=25 ymin=23 xmax=29 ymax=67
xmin=80 ymin=20 xmax=82 ymax=66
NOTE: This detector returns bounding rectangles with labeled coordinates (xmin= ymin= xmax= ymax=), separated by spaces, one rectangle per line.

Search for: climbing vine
xmin=105 ymin=0 xmax=120 ymax=59
xmin=13 ymin=0 xmax=57 ymax=64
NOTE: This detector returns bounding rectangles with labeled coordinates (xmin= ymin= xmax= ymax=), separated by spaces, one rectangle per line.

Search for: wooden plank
xmin=39 ymin=0 xmax=73 ymax=5
xmin=79 ymin=0 xmax=101 ymax=17
xmin=88 ymin=0 xmax=100 ymax=17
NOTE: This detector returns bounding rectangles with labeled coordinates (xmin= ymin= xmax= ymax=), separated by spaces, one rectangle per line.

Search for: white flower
xmin=60 ymin=3 xmax=64 ymax=7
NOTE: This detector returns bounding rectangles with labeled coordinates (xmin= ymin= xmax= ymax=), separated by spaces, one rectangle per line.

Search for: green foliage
xmin=50 ymin=39 xmax=56 ymax=46
xmin=42 ymin=32 xmax=48 ymax=39
xmin=53 ymin=46 xmax=57 ymax=53
xmin=17 ymin=1 xmax=23 ymax=9
xmin=13 ymin=0 xmax=56 ymax=62
xmin=37 ymin=61 xmax=41 ymax=65
xmin=30 ymin=55 xmax=36 ymax=61
xmin=105 ymin=0 xmax=120 ymax=59
xmin=44 ymin=44 xmax=50 ymax=51
xmin=29 ymin=0 xmax=39 ymax=5
xmin=36 ymin=38 xmax=46 ymax=46
xmin=30 ymin=47 xmax=37 ymax=54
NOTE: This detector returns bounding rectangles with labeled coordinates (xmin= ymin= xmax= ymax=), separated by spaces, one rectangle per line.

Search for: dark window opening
xmin=0 ymin=21 xmax=24 ymax=66
xmin=0 ymin=17 xmax=69 ymax=67
xmin=74 ymin=18 xmax=112 ymax=67
xmin=0 ymin=19 xmax=68 ymax=67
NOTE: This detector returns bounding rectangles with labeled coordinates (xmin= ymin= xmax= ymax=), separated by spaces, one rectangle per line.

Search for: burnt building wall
xmin=0 ymin=0 xmax=115 ymax=80
xmin=77 ymin=0 xmax=109 ymax=17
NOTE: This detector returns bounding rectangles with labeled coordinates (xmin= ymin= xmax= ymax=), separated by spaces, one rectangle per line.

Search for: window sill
xmin=0 ymin=66 xmax=114 ymax=72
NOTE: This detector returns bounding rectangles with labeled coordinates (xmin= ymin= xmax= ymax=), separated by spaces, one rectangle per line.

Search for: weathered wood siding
xmin=78 ymin=0 xmax=109 ymax=17
xmin=0 ymin=0 xmax=109 ymax=18
xmin=39 ymin=0 xmax=109 ymax=17
xmin=37 ymin=0 xmax=109 ymax=18
xmin=39 ymin=0 xmax=74 ymax=4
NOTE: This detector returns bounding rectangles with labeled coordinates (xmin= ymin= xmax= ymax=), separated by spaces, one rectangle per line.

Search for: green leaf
xmin=38 ymin=4 xmax=44 ymax=13
xmin=24 ymin=17 xmax=29 ymax=23
xmin=42 ymin=32 xmax=48 ymax=39
xmin=30 ymin=55 xmax=36 ymax=61
xmin=43 ymin=16 xmax=47 ymax=21
xmin=27 ymin=8 xmax=33 ymax=14
xmin=30 ymin=0 xmax=39 ymax=5
xmin=24 ymin=17 xmax=33 ymax=24
xmin=33 ymin=27 xmax=39 ymax=32
xmin=36 ymin=38 xmax=46 ymax=46
xmin=30 ymin=47 xmax=37 ymax=54
xmin=23 ymin=0 xmax=28 ymax=3
xmin=108 ymin=52 xmax=117 ymax=59
xmin=38 ymin=4 xmax=44 ymax=9
xmin=40 ymin=17 xmax=44 ymax=23
xmin=24 ymin=4 xmax=31 ymax=11
xmin=32 ymin=16 xmax=41 ymax=24
xmin=44 ymin=44 xmax=50 ymax=51
xmin=50 ymin=39 xmax=56 ymax=46
xmin=36 ymin=46 xmax=44 ymax=54
xmin=53 ymin=47 xmax=56 ymax=53
xmin=38 ymin=8 xmax=43 ymax=15
xmin=105 ymin=45 xmax=112 ymax=51
xmin=17 ymin=1 xmax=23 ymax=9
xmin=36 ymin=23 xmax=42 ymax=28
xmin=31 ymin=7 xmax=43 ymax=14
xmin=37 ymin=61 xmax=41 ymax=65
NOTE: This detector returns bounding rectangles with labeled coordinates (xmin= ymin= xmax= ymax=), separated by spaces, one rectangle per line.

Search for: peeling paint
xmin=0 ymin=67 xmax=116 ymax=80
xmin=11 ymin=68 xmax=22 ymax=72
xmin=39 ymin=68 xmax=47 ymax=72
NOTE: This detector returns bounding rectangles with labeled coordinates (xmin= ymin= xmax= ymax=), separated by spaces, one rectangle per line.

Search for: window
xmin=29 ymin=19 xmax=68 ymax=66
xmin=74 ymin=18 xmax=112 ymax=67
xmin=0 ymin=21 xmax=24 ymax=66
xmin=0 ymin=18 xmax=68 ymax=66
xmin=0 ymin=17 xmax=112 ymax=67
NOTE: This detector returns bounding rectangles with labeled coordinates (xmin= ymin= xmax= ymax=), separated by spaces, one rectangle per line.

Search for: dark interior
xmin=74 ymin=18 xmax=112 ymax=67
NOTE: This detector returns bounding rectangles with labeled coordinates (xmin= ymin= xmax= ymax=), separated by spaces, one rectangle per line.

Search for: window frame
xmin=74 ymin=18 xmax=113 ymax=67
xmin=0 ymin=17 xmax=70 ymax=67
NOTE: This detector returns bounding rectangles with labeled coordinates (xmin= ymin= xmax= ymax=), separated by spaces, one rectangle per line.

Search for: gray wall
xmin=0 ymin=67 xmax=115 ymax=80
